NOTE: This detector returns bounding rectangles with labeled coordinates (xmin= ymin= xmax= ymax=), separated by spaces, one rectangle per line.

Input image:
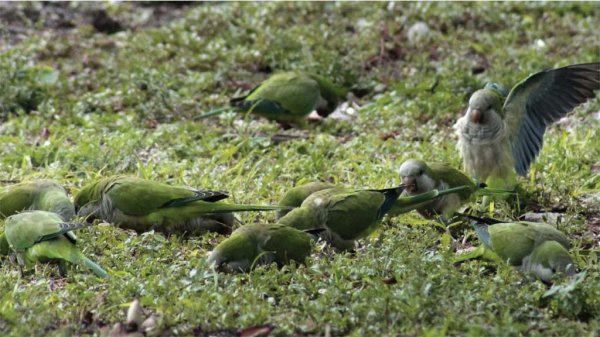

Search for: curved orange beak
xmin=469 ymin=108 xmax=482 ymax=124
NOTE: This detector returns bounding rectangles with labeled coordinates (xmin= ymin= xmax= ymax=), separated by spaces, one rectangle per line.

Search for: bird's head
xmin=484 ymin=82 xmax=508 ymax=97
xmin=206 ymin=227 xmax=262 ymax=273
xmin=73 ymin=180 xmax=102 ymax=213
xmin=549 ymin=253 xmax=579 ymax=279
xmin=526 ymin=240 xmax=578 ymax=284
xmin=466 ymin=86 xmax=505 ymax=126
xmin=399 ymin=159 xmax=435 ymax=194
xmin=308 ymin=73 xmax=348 ymax=117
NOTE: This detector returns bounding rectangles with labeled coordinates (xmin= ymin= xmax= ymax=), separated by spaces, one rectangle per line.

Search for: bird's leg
xmin=58 ymin=261 xmax=68 ymax=278
xmin=16 ymin=254 xmax=26 ymax=277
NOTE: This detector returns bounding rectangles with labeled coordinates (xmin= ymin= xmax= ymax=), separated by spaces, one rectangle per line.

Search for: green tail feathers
xmin=193 ymin=107 xmax=234 ymax=120
xmin=199 ymin=203 xmax=294 ymax=214
xmin=474 ymin=181 xmax=515 ymax=196
xmin=477 ymin=187 xmax=515 ymax=195
xmin=81 ymin=256 xmax=108 ymax=278
xmin=453 ymin=245 xmax=486 ymax=265
xmin=408 ymin=185 xmax=472 ymax=203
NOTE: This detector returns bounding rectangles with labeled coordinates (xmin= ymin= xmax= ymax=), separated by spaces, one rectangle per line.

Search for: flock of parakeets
xmin=0 ymin=62 xmax=598 ymax=285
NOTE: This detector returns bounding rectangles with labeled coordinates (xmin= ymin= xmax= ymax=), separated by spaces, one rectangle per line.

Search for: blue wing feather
xmin=230 ymin=97 xmax=289 ymax=116
xmin=505 ymin=63 xmax=599 ymax=176
xmin=471 ymin=222 xmax=492 ymax=248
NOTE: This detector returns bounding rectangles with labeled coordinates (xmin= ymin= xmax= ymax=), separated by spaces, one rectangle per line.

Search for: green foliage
xmin=0 ymin=2 xmax=598 ymax=336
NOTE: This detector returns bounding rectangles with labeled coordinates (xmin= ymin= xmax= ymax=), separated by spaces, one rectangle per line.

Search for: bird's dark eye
xmin=487 ymin=105 xmax=492 ymax=110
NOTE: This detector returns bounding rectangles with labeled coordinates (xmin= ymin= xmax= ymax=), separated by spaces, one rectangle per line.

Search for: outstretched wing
xmin=503 ymin=63 xmax=599 ymax=175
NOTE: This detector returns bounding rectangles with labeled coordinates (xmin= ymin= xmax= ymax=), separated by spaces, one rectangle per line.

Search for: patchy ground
xmin=0 ymin=2 xmax=599 ymax=336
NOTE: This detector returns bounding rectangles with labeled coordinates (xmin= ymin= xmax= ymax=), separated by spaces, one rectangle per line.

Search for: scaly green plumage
xmin=457 ymin=219 xmax=576 ymax=282
xmin=74 ymin=176 xmax=290 ymax=236
xmin=455 ymin=63 xmax=599 ymax=189
xmin=395 ymin=159 xmax=508 ymax=219
xmin=207 ymin=223 xmax=314 ymax=272
xmin=4 ymin=210 xmax=107 ymax=278
xmin=0 ymin=180 xmax=75 ymax=221
xmin=277 ymin=181 xmax=335 ymax=219
xmin=196 ymin=71 xmax=347 ymax=125
xmin=277 ymin=185 xmax=469 ymax=250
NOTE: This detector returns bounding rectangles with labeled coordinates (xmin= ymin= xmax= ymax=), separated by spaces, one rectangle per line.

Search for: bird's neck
xmin=456 ymin=118 xmax=506 ymax=145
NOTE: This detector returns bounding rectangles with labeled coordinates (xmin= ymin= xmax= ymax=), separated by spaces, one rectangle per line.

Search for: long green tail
xmin=193 ymin=107 xmax=234 ymax=120
xmin=395 ymin=185 xmax=472 ymax=208
xmin=389 ymin=185 xmax=473 ymax=215
xmin=453 ymin=245 xmax=486 ymax=265
xmin=81 ymin=256 xmax=108 ymax=278
xmin=193 ymin=202 xmax=294 ymax=214
xmin=476 ymin=187 xmax=515 ymax=196
xmin=453 ymin=245 xmax=504 ymax=265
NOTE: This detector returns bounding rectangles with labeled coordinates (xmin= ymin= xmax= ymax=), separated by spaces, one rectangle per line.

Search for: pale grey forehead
xmin=469 ymin=90 xmax=497 ymax=107
xmin=399 ymin=159 xmax=424 ymax=175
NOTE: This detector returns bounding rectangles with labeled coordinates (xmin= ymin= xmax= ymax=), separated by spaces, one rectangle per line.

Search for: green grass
xmin=0 ymin=2 xmax=599 ymax=336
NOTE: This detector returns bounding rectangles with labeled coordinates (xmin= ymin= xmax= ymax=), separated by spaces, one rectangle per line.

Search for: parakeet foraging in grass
xmin=195 ymin=71 xmax=347 ymax=126
xmin=277 ymin=184 xmax=472 ymax=250
xmin=207 ymin=223 xmax=316 ymax=272
xmin=4 ymin=210 xmax=108 ymax=278
xmin=455 ymin=63 xmax=600 ymax=190
xmin=454 ymin=217 xmax=576 ymax=283
xmin=0 ymin=179 xmax=75 ymax=221
xmin=395 ymin=159 xmax=510 ymax=219
xmin=276 ymin=181 xmax=336 ymax=219
xmin=74 ymin=176 xmax=290 ymax=236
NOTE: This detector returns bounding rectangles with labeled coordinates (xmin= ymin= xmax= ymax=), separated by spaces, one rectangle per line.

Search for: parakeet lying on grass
xmin=207 ymin=223 xmax=316 ymax=272
xmin=74 ymin=176 xmax=289 ymax=236
xmin=278 ymin=184 xmax=472 ymax=250
xmin=196 ymin=71 xmax=347 ymax=126
xmin=454 ymin=216 xmax=576 ymax=283
xmin=4 ymin=210 xmax=107 ymax=278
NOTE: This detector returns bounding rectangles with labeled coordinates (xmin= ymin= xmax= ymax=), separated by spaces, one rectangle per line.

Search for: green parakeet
xmin=277 ymin=184 xmax=471 ymax=250
xmin=4 ymin=210 xmax=108 ymax=278
xmin=0 ymin=179 xmax=75 ymax=221
xmin=455 ymin=63 xmax=599 ymax=189
xmin=277 ymin=181 xmax=335 ymax=219
xmin=207 ymin=223 xmax=315 ymax=272
xmin=74 ymin=176 xmax=290 ymax=236
xmin=395 ymin=159 xmax=508 ymax=219
xmin=196 ymin=71 xmax=347 ymax=125
xmin=456 ymin=217 xmax=576 ymax=283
